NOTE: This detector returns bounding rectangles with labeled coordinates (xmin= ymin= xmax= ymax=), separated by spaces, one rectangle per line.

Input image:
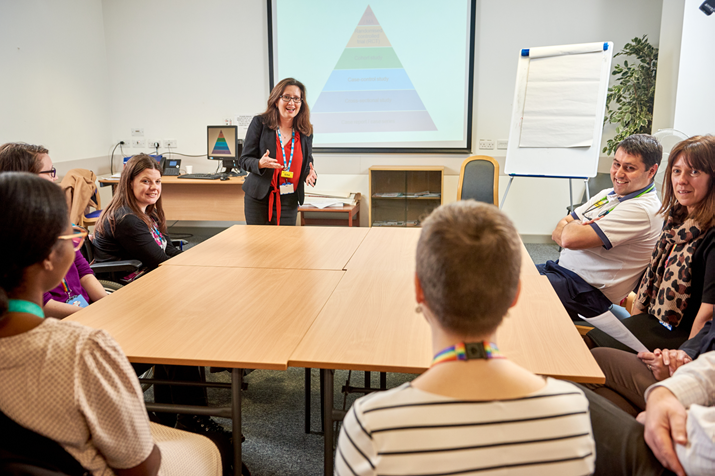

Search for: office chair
xmin=0 ymin=410 xmax=88 ymax=476
xmin=457 ymin=156 xmax=499 ymax=205
xmin=81 ymin=188 xmax=102 ymax=228
xmin=80 ymin=237 xmax=142 ymax=292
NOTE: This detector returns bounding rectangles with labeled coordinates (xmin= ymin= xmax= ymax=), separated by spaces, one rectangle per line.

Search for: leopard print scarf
xmin=636 ymin=215 xmax=704 ymax=327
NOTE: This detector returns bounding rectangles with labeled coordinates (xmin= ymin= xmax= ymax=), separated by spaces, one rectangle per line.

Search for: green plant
xmin=602 ymin=35 xmax=659 ymax=155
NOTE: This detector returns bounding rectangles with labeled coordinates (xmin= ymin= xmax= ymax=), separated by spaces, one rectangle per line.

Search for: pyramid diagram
xmin=311 ymin=5 xmax=437 ymax=134
xmin=211 ymin=131 xmax=231 ymax=155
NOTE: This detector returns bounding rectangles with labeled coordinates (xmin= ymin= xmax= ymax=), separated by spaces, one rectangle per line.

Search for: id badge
xmin=279 ymin=183 xmax=294 ymax=195
xmin=281 ymin=170 xmax=294 ymax=179
xmin=66 ymin=294 xmax=89 ymax=308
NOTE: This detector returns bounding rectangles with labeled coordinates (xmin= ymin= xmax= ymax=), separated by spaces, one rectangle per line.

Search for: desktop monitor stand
xmin=223 ymin=166 xmax=247 ymax=177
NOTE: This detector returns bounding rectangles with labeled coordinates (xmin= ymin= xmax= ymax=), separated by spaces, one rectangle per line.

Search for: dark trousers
xmin=537 ymin=260 xmax=613 ymax=319
xmin=244 ymin=193 xmax=299 ymax=226
xmin=578 ymin=385 xmax=674 ymax=476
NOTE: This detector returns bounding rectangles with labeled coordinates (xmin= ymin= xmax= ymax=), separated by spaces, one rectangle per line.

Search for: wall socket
xmin=131 ymin=128 xmax=144 ymax=137
xmin=479 ymin=139 xmax=495 ymax=150
xmin=164 ymin=139 xmax=177 ymax=148
xmin=131 ymin=139 xmax=146 ymax=148
xmin=147 ymin=140 xmax=161 ymax=150
xmin=497 ymin=139 xmax=509 ymax=150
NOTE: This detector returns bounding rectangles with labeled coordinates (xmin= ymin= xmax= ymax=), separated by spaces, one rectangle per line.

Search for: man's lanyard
xmin=7 ymin=299 xmax=45 ymax=318
xmin=276 ymin=128 xmax=295 ymax=182
xmin=583 ymin=183 xmax=655 ymax=218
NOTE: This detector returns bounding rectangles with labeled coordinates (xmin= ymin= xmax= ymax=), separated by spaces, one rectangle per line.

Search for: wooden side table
xmin=299 ymin=202 xmax=360 ymax=227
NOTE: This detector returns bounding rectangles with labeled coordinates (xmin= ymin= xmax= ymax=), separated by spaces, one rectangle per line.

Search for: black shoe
xmin=176 ymin=415 xmax=235 ymax=473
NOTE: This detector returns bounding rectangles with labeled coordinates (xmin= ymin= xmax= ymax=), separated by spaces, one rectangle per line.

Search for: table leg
xmin=232 ymin=368 xmax=243 ymax=476
xmin=322 ymin=368 xmax=334 ymax=476
xmin=305 ymin=368 xmax=311 ymax=433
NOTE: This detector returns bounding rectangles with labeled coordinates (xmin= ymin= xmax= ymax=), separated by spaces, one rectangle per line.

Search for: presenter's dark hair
xmin=260 ymin=78 xmax=313 ymax=137
xmin=616 ymin=134 xmax=663 ymax=172
xmin=416 ymin=201 xmax=521 ymax=336
xmin=0 ymin=142 xmax=49 ymax=174
xmin=96 ymin=154 xmax=167 ymax=237
xmin=0 ymin=172 xmax=67 ymax=316
xmin=659 ymin=134 xmax=715 ymax=229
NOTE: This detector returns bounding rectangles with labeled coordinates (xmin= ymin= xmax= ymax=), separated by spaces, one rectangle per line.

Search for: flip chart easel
xmin=501 ymin=42 xmax=614 ymax=209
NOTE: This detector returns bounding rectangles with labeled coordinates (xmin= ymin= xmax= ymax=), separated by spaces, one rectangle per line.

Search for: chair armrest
xmin=90 ymin=260 xmax=142 ymax=274
xmin=171 ymin=239 xmax=188 ymax=251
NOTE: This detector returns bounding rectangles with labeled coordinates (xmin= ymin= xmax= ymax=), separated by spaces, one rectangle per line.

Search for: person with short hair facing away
xmin=335 ymin=201 xmax=595 ymax=476
xmin=540 ymin=134 xmax=663 ymax=320
xmin=0 ymin=173 xmax=222 ymax=476
xmin=0 ymin=142 xmax=108 ymax=318
xmin=239 ymin=77 xmax=318 ymax=226
xmin=94 ymin=154 xmax=181 ymax=273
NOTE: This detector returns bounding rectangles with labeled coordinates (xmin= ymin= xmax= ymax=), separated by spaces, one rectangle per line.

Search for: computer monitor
xmin=207 ymin=125 xmax=246 ymax=176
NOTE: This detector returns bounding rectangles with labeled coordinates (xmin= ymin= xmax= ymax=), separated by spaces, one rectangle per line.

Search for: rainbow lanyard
xmin=276 ymin=128 xmax=295 ymax=182
xmin=7 ymin=299 xmax=45 ymax=319
xmin=431 ymin=342 xmax=505 ymax=367
xmin=61 ymin=278 xmax=72 ymax=299
xmin=583 ymin=183 xmax=655 ymax=219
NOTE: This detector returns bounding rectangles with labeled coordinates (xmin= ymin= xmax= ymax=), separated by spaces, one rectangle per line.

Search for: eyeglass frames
xmin=39 ymin=167 xmax=57 ymax=179
xmin=57 ymin=226 xmax=88 ymax=251
xmin=279 ymin=95 xmax=302 ymax=104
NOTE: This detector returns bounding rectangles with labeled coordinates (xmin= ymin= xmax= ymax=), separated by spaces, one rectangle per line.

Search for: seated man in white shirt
xmin=539 ymin=134 xmax=663 ymax=319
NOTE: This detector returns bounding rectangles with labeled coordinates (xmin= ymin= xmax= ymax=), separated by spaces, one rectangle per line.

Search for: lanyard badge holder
xmin=277 ymin=128 xmax=295 ymax=195
xmin=62 ymin=279 xmax=89 ymax=308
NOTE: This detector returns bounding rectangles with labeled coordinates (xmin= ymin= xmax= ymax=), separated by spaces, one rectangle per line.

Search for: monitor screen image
xmin=207 ymin=125 xmax=238 ymax=159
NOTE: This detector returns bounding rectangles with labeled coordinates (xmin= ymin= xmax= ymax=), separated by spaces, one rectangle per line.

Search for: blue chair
xmin=457 ymin=156 xmax=499 ymax=205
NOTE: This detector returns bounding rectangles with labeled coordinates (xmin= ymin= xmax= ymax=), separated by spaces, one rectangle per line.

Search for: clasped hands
xmin=638 ymin=349 xmax=692 ymax=381
xmin=258 ymin=149 xmax=317 ymax=187
xmin=637 ymin=387 xmax=688 ymax=476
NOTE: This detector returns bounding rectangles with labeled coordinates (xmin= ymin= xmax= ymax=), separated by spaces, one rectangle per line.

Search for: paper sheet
xmin=578 ymin=310 xmax=648 ymax=353
xmin=301 ymin=197 xmax=345 ymax=209
xmin=519 ymin=52 xmax=602 ymax=148
xmin=235 ymin=114 xmax=254 ymax=140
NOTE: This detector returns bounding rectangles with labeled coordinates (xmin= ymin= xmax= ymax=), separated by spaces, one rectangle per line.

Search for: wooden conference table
xmin=69 ymin=225 xmax=603 ymax=475
xmin=99 ymin=175 xmax=245 ymax=221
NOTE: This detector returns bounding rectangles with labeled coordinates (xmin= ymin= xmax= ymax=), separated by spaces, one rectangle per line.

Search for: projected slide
xmin=311 ymin=6 xmax=437 ymax=134
xmin=270 ymin=0 xmax=474 ymax=151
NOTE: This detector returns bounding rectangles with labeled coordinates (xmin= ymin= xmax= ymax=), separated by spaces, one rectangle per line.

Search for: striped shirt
xmin=335 ymin=378 xmax=595 ymax=476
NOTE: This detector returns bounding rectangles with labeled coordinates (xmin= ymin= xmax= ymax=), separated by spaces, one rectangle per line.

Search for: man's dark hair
xmin=616 ymin=134 xmax=663 ymax=171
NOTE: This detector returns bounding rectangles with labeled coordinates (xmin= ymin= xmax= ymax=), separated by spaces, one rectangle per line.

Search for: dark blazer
xmin=239 ymin=115 xmax=314 ymax=204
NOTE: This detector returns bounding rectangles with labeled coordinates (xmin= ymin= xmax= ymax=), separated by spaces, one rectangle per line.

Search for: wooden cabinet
xmin=368 ymin=166 xmax=444 ymax=227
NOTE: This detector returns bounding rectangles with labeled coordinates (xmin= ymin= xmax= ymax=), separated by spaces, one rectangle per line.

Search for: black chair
xmin=566 ymin=173 xmax=613 ymax=215
xmin=0 ymin=410 xmax=88 ymax=476
xmin=80 ymin=238 xmax=142 ymax=292
xmin=457 ymin=156 xmax=499 ymax=205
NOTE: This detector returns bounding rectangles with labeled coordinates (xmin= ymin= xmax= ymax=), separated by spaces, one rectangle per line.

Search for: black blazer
xmin=239 ymin=115 xmax=314 ymax=204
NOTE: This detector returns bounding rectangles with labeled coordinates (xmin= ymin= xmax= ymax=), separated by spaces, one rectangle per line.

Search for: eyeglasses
xmin=57 ymin=226 xmax=88 ymax=251
xmin=280 ymin=95 xmax=302 ymax=104
xmin=39 ymin=167 xmax=57 ymax=179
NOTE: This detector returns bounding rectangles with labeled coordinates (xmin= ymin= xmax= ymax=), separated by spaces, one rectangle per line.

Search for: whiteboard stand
xmin=502 ymin=41 xmax=613 ymax=216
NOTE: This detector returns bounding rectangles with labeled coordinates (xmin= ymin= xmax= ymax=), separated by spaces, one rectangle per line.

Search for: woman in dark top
xmin=587 ymin=135 xmax=715 ymax=352
xmin=94 ymin=154 xmax=180 ymax=272
xmin=239 ymin=77 xmax=318 ymax=226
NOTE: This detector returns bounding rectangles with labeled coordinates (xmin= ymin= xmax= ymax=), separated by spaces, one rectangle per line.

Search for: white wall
xmin=672 ymin=0 xmax=715 ymax=136
xmin=0 ymin=0 xmax=111 ymax=164
xmin=1 ymin=0 xmax=665 ymax=236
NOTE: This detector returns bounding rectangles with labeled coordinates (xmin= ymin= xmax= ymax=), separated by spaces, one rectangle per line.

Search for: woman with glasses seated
xmin=0 ymin=142 xmax=108 ymax=318
xmin=0 ymin=172 xmax=222 ymax=475
xmin=239 ymin=77 xmax=318 ymax=226
xmin=94 ymin=154 xmax=181 ymax=274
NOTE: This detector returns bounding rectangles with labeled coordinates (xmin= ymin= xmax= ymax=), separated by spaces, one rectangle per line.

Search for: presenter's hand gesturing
xmin=258 ymin=149 xmax=283 ymax=169
xmin=306 ymin=163 xmax=317 ymax=187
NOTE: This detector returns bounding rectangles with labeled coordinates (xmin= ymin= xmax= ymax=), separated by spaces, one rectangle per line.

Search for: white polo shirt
xmin=558 ymin=184 xmax=663 ymax=303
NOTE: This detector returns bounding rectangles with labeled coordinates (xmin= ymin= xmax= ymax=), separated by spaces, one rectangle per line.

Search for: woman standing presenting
xmin=239 ymin=78 xmax=318 ymax=225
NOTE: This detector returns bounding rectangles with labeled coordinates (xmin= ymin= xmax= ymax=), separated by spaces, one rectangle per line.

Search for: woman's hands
xmin=638 ymin=349 xmax=692 ymax=381
xmin=306 ymin=163 xmax=317 ymax=187
xmin=258 ymin=150 xmax=283 ymax=169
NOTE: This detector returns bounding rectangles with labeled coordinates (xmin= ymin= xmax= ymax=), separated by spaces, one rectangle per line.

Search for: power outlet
xmin=164 ymin=139 xmax=177 ymax=148
xmin=131 ymin=128 xmax=144 ymax=137
xmin=131 ymin=139 xmax=146 ymax=148
xmin=479 ymin=139 xmax=495 ymax=150
xmin=147 ymin=140 xmax=161 ymax=150
xmin=497 ymin=139 xmax=509 ymax=150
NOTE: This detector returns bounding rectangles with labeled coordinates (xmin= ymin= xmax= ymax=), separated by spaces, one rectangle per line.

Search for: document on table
xmin=578 ymin=310 xmax=648 ymax=352
xmin=301 ymin=197 xmax=344 ymax=209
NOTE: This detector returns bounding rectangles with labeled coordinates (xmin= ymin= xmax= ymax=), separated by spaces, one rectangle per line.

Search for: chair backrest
xmin=457 ymin=156 xmax=499 ymax=206
xmin=0 ymin=410 xmax=88 ymax=475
